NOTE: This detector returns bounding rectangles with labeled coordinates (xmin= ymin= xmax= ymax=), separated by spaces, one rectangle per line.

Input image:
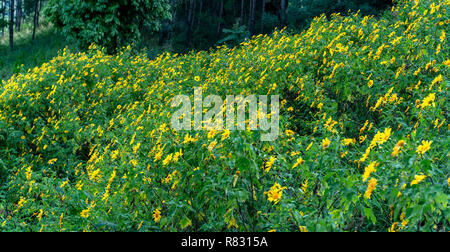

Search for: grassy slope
xmin=0 ymin=0 xmax=448 ymax=232
xmin=0 ymin=24 xmax=182 ymax=83
xmin=0 ymin=24 xmax=74 ymax=81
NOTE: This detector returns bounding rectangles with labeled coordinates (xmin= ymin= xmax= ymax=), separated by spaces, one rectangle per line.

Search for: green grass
xmin=0 ymin=23 xmax=75 ymax=81
xmin=0 ymin=23 xmax=179 ymax=82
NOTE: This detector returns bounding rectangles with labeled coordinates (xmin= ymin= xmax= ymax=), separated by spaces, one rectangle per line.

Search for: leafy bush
xmin=45 ymin=0 xmax=171 ymax=53
xmin=0 ymin=0 xmax=448 ymax=232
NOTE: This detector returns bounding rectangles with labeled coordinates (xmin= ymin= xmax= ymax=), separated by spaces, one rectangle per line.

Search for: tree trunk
xmin=186 ymin=0 xmax=194 ymax=46
xmin=240 ymin=0 xmax=244 ymax=26
xmin=196 ymin=0 xmax=203 ymax=30
xmin=280 ymin=0 xmax=288 ymax=27
xmin=216 ymin=0 xmax=223 ymax=35
xmin=1 ymin=0 xmax=5 ymax=37
xmin=36 ymin=0 xmax=40 ymax=27
xmin=261 ymin=0 xmax=266 ymax=34
xmin=16 ymin=0 xmax=22 ymax=31
xmin=9 ymin=0 xmax=14 ymax=50
xmin=169 ymin=0 xmax=176 ymax=42
xmin=249 ymin=0 xmax=256 ymax=34
xmin=32 ymin=0 xmax=39 ymax=40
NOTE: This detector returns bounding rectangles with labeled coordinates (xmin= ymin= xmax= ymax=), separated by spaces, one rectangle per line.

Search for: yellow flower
xmin=292 ymin=157 xmax=305 ymax=168
xmin=342 ymin=138 xmax=356 ymax=146
xmin=47 ymin=158 xmax=58 ymax=165
xmin=17 ymin=197 xmax=27 ymax=209
xmin=389 ymin=93 xmax=398 ymax=103
xmin=306 ymin=142 xmax=313 ymax=151
xmin=444 ymin=59 xmax=450 ymax=67
xmin=183 ymin=134 xmax=197 ymax=144
xmin=25 ymin=166 xmax=32 ymax=181
xmin=359 ymin=135 xmax=367 ymax=143
xmin=111 ymin=150 xmax=119 ymax=160
xmin=301 ymin=180 xmax=308 ymax=193
xmin=291 ymin=151 xmax=300 ymax=156
xmin=153 ymin=208 xmax=162 ymax=223
xmin=420 ymin=93 xmax=435 ymax=109
xmin=129 ymin=159 xmax=138 ymax=167
xmin=154 ymin=150 xmax=163 ymax=162
xmin=162 ymin=153 xmax=173 ymax=166
xmin=324 ymin=117 xmax=337 ymax=132
xmin=368 ymin=80 xmax=374 ymax=88
xmin=264 ymin=182 xmax=287 ymax=204
xmin=388 ymin=222 xmax=398 ymax=232
xmin=362 ymin=161 xmax=379 ymax=182
xmin=436 ymin=44 xmax=441 ymax=55
xmin=37 ymin=209 xmax=43 ymax=223
xmin=285 ymin=130 xmax=295 ymax=137
xmin=75 ymin=181 xmax=83 ymax=190
xmin=390 ymin=57 xmax=396 ymax=64
xmin=173 ymin=149 xmax=183 ymax=163
xmin=364 ymin=178 xmax=377 ymax=199
xmin=207 ymin=129 xmax=217 ymax=139
xmin=369 ymin=128 xmax=391 ymax=148
xmin=221 ymin=129 xmax=231 ymax=141
xmin=80 ymin=209 xmax=90 ymax=218
xmin=227 ymin=217 xmax=238 ymax=229
xmin=299 ymin=226 xmax=308 ymax=232
xmin=431 ymin=75 xmax=443 ymax=86
xmin=410 ymin=175 xmax=427 ymax=186
xmin=382 ymin=128 xmax=391 ymax=142
xmin=416 ymin=140 xmax=432 ymax=155
xmin=132 ymin=143 xmax=141 ymax=154
xmin=391 ymin=140 xmax=405 ymax=157
xmin=264 ymin=156 xmax=276 ymax=172
xmin=322 ymin=138 xmax=331 ymax=150
xmin=60 ymin=180 xmax=69 ymax=189
xmin=130 ymin=132 xmax=136 ymax=145
xmin=207 ymin=140 xmax=217 ymax=152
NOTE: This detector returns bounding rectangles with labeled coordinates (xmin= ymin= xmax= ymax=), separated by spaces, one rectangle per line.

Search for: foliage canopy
xmin=45 ymin=0 xmax=171 ymax=53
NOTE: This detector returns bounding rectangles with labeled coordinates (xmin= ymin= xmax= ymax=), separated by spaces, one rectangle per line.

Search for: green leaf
xmin=180 ymin=216 xmax=192 ymax=230
xmin=364 ymin=207 xmax=376 ymax=225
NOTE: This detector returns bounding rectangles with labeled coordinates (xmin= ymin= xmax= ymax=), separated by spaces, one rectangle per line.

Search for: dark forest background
xmin=0 ymin=0 xmax=393 ymax=80
xmin=158 ymin=0 xmax=392 ymax=52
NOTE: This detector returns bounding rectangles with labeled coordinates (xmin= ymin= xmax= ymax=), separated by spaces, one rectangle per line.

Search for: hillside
xmin=0 ymin=0 xmax=448 ymax=232
xmin=0 ymin=24 xmax=74 ymax=81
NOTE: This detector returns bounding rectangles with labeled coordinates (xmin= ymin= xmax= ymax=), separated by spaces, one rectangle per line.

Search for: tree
xmin=186 ymin=0 xmax=195 ymax=46
xmin=9 ymin=0 xmax=14 ymax=50
xmin=0 ymin=0 xmax=7 ymax=37
xmin=280 ymin=0 xmax=288 ymax=27
xmin=45 ymin=0 xmax=172 ymax=53
xmin=16 ymin=0 xmax=22 ymax=31
xmin=217 ymin=0 xmax=224 ymax=36
xmin=261 ymin=0 xmax=266 ymax=34
xmin=160 ymin=0 xmax=393 ymax=52
xmin=248 ymin=0 xmax=256 ymax=34
xmin=31 ymin=0 xmax=39 ymax=40
xmin=240 ymin=0 xmax=245 ymax=26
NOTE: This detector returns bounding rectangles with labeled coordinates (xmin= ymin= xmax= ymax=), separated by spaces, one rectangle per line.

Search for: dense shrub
xmin=45 ymin=0 xmax=171 ymax=53
xmin=0 ymin=0 xmax=448 ymax=232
